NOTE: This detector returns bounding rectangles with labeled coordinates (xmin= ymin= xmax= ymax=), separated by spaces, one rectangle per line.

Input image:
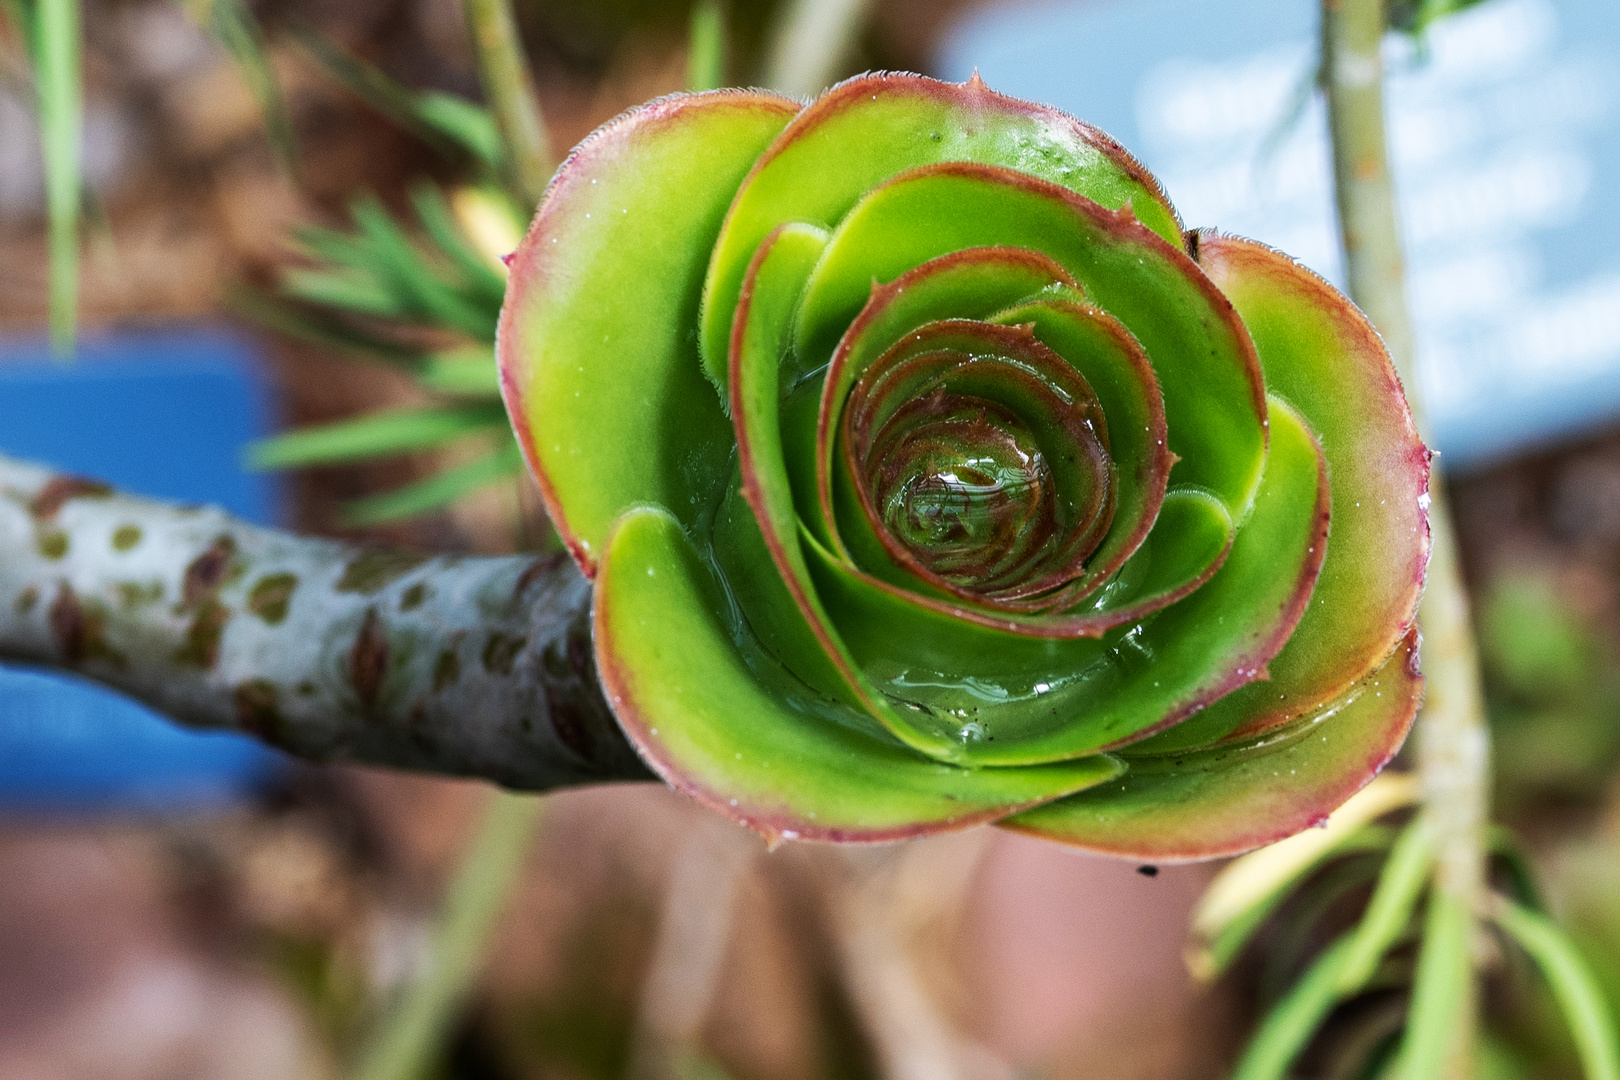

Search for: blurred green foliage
xmin=239 ymin=35 xmax=532 ymax=527
xmin=1478 ymin=571 xmax=1620 ymax=811
xmin=1385 ymin=0 xmax=1493 ymax=36
xmin=245 ymin=0 xmax=800 ymax=530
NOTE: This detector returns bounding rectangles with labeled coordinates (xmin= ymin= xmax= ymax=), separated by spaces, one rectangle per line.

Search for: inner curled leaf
xmin=842 ymin=320 xmax=1114 ymax=605
xmin=874 ymin=395 xmax=1062 ymax=585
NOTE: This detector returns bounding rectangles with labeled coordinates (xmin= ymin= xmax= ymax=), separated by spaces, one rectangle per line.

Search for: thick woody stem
xmin=0 ymin=452 xmax=649 ymax=791
xmin=463 ymin=0 xmax=553 ymax=208
xmin=1323 ymin=0 xmax=1489 ymax=1072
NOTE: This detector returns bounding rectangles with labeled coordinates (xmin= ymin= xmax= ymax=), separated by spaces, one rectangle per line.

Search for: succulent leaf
xmin=1138 ymin=234 xmax=1432 ymax=753
xmin=502 ymin=90 xmax=801 ymax=569
xmin=1005 ymin=629 xmax=1421 ymax=860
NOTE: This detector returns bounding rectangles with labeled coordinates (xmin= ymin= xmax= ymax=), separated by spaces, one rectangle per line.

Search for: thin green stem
xmin=686 ymin=0 xmax=726 ymax=93
xmin=36 ymin=0 xmax=79 ymax=358
xmin=760 ymin=0 xmax=874 ymax=99
xmin=462 ymin=0 xmax=551 ymax=208
xmin=209 ymin=0 xmax=301 ymax=182
xmin=353 ymin=790 xmax=545 ymax=1080
xmin=1322 ymin=0 xmax=1490 ymax=1075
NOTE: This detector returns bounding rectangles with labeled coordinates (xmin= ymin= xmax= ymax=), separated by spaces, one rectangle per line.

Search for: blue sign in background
xmin=0 ymin=330 xmax=285 ymax=811
xmin=940 ymin=0 xmax=1620 ymax=468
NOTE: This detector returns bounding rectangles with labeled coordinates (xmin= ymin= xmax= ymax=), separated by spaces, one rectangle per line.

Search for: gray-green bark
xmin=0 ymin=452 xmax=650 ymax=791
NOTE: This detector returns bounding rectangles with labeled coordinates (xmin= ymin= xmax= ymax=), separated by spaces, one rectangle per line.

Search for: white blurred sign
xmin=939 ymin=0 xmax=1620 ymax=468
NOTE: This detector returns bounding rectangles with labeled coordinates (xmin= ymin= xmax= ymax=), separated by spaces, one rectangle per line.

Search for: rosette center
xmin=842 ymin=321 xmax=1116 ymax=605
xmin=874 ymin=391 xmax=1055 ymax=587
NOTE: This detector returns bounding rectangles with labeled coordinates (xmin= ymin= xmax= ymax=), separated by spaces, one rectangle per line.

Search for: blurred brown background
xmin=3 ymin=1 xmax=1620 ymax=1077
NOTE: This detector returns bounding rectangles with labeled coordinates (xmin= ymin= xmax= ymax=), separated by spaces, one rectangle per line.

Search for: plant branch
xmin=1323 ymin=0 xmax=1490 ymax=1073
xmin=0 ymin=452 xmax=650 ymax=791
xmin=462 ymin=0 xmax=552 ymax=208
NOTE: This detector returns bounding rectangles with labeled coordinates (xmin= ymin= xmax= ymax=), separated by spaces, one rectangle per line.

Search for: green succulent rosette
xmin=497 ymin=74 xmax=1431 ymax=858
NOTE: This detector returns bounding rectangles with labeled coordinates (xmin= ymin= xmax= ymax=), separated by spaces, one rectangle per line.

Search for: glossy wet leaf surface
xmin=595 ymin=506 xmax=1124 ymax=841
xmin=1004 ymin=630 xmax=1421 ymax=860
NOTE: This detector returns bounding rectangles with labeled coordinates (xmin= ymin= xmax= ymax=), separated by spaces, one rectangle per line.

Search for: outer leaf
xmin=500 ymin=90 xmax=801 ymax=572
xmin=701 ymin=71 xmax=1184 ymax=384
xmin=1004 ymin=628 xmax=1421 ymax=860
xmin=592 ymin=505 xmax=1124 ymax=842
xmin=1145 ymin=235 xmax=1430 ymax=751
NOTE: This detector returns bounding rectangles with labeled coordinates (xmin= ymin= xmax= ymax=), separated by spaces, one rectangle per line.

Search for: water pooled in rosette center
xmin=841 ymin=321 xmax=1116 ymax=606
xmin=873 ymin=393 xmax=1060 ymax=589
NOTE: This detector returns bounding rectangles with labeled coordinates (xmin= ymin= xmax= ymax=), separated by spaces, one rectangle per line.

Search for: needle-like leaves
xmin=1230 ymin=934 xmax=1358 ymax=1080
xmin=1335 ymin=820 xmax=1435 ymax=993
xmin=225 ymin=284 xmax=426 ymax=368
xmin=1395 ymin=890 xmax=1474 ymax=1079
xmin=1194 ymin=824 xmax=1396 ymax=983
xmin=419 ymin=346 xmax=501 ymax=398
xmin=200 ymin=0 xmax=299 ymax=179
xmin=286 ymin=196 xmax=501 ymax=338
xmin=1487 ymin=826 xmax=1546 ymax=913
xmin=341 ymin=440 xmax=524 ymax=525
xmin=1191 ymin=774 xmax=1421 ymax=979
xmin=247 ymin=404 xmax=508 ymax=470
xmin=291 ymin=25 xmax=503 ymax=170
xmin=1493 ymin=898 xmax=1620 ymax=1080
xmin=410 ymin=185 xmax=507 ymax=304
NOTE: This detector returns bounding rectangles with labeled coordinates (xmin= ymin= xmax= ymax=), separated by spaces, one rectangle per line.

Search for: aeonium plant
xmin=497 ymin=73 xmax=1431 ymax=857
